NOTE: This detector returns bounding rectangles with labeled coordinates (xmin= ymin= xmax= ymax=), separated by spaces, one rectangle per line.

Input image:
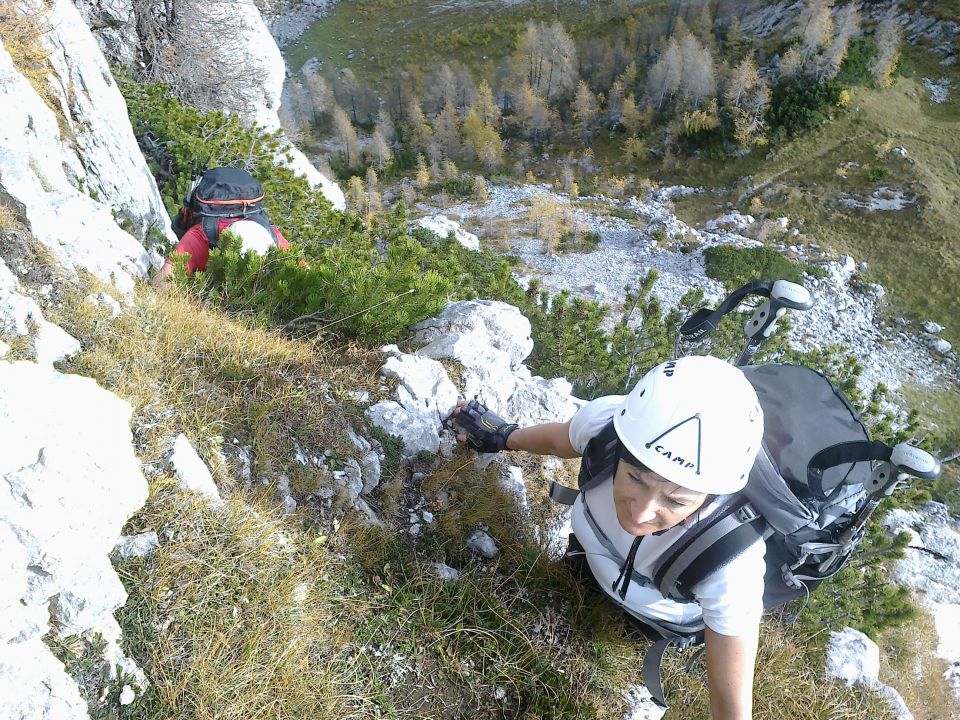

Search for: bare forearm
xmin=505 ymin=422 xmax=578 ymax=458
xmin=705 ymin=626 xmax=757 ymax=720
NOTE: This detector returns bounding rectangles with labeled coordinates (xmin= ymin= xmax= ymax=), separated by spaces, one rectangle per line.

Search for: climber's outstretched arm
xmin=448 ymin=399 xmax=578 ymax=458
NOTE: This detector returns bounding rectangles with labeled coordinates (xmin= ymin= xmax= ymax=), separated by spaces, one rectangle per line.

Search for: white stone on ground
xmin=429 ymin=562 xmax=460 ymax=581
xmin=168 ymin=433 xmax=222 ymax=503
xmin=33 ymin=321 xmax=81 ymax=366
xmin=622 ymin=683 xmax=666 ymax=720
xmin=414 ymin=214 xmax=480 ymax=251
xmin=112 ymin=532 xmax=160 ymax=561
xmin=119 ymin=685 xmax=136 ymax=705
xmin=87 ymin=292 xmax=122 ymax=318
xmin=704 ymin=211 xmax=755 ymax=232
xmin=825 ymin=628 xmax=915 ymax=720
xmin=466 ymin=529 xmax=499 ymax=558
xmin=500 ymin=465 xmax=528 ymax=512
xmin=923 ymin=77 xmax=951 ymax=103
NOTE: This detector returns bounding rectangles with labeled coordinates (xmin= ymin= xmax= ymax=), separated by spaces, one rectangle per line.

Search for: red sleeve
xmin=166 ymin=226 xmax=210 ymax=273
xmin=274 ymin=227 xmax=291 ymax=250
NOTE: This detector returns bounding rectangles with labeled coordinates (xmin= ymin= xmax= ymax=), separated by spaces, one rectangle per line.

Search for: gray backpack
xmin=550 ymin=362 xmax=940 ymax=708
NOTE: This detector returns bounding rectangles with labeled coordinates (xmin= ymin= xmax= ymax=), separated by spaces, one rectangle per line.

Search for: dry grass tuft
xmin=59 ymin=283 xmax=381 ymax=480
xmin=0 ymin=204 xmax=18 ymax=233
xmin=663 ymin=622 xmax=898 ymax=719
xmin=879 ymin=606 xmax=959 ymax=720
xmin=117 ymin=487 xmax=377 ymax=720
xmin=0 ymin=4 xmax=60 ymax=118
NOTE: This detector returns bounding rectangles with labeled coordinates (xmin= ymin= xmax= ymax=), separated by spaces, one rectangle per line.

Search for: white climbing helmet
xmin=222 ymin=220 xmax=274 ymax=256
xmin=612 ymin=355 xmax=764 ymax=494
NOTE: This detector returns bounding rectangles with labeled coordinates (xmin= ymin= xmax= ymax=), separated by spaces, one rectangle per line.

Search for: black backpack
xmin=549 ymin=362 xmax=940 ymax=708
xmin=171 ymin=167 xmax=279 ymax=248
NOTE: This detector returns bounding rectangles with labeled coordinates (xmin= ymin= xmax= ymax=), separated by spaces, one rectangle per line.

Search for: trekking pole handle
xmin=737 ymin=281 xmax=814 ymax=366
xmin=769 ymin=280 xmax=814 ymax=311
xmin=890 ymin=443 xmax=941 ymax=480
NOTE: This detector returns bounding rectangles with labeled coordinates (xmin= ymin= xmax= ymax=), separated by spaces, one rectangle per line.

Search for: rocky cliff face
xmin=0 ymin=1 xmax=336 ymax=716
xmin=73 ymin=0 xmax=346 ymax=209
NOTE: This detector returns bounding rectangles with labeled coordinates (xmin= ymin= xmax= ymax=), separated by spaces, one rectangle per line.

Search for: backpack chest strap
xmin=652 ymin=497 xmax=766 ymax=602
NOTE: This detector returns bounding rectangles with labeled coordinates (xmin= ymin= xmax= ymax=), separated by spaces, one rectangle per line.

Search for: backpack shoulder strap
xmin=652 ymin=496 xmax=766 ymax=602
xmin=549 ymin=419 xmax=620 ymax=506
xmin=200 ymin=216 xmax=220 ymax=248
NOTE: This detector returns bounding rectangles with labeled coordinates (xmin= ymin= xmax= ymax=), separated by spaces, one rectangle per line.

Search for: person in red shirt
xmin=152 ymin=217 xmax=290 ymax=289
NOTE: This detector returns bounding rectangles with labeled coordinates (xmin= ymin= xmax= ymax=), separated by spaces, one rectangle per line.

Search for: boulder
xmin=0 ymin=361 xmax=148 ymax=719
xmin=922 ymin=321 xmax=944 ymax=334
xmin=927 ymin=337 xmax=953 ymax=355
xmin=414 ymin=215 xmax=480 ymax=251
xmin=0 ymin=33 xmax=156 ymax=293
xmin=429 ymin=562 xmax=460 ymax=581
xmin=381 ymin=352 xmax=460 ymax=418
xmin=825 ymin=628 xmax=915 ymax=719
xmin=500 ymin=465 xmax=528 ymax=512
xmin=411 ymin=300 xmax=581 ymax=428
xmin=825 ymin=628 xmax=881 ymax=687
xmin=622 ymin=683 xmax=666 ymax=720
xmin=366 ymin=400 xmax=441 ymax=457
xmin=414 ymin=300 xmax=534 ymax=369
xmin=0 ymin=256 xmax=80 ymax=365
xmin=703 ymin=211 xmax=756 ymax=232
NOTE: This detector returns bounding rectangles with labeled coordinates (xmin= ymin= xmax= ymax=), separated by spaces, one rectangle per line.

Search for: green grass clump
xmin=703 ymin=245 xmax=820 ymax=287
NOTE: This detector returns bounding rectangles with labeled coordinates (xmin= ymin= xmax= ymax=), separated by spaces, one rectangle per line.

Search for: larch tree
xmin=345 ymin=175 xmax=366 ymax=215
xmin=800 ymin=0 xmax=833 ymax=65
xmin=819 ymin=3 xmax=860 ymax=81
xmin=425 ymin=63 xmax=458 ymax=115
xmin=617 ymin=60 xmax=638 ymax=94
xmin=779 ymin=45 xmax=805 ymax=81
xmin=513 ymin=20 xmax=578 ymax=102
xmin=680 ymin=36 xmax=717 ymax=109
xmin=513 ymin=82 xmax=552 ymax=140
xmin=621 ymin=93 xmax=643 ymax=134
xmin=332 ymin=103 xmax=361 ymax=169
xmin=454 ymin=64 xmax=478 ymax=113
xmin=724 ymin=56 xmax=761 ymax=109
xmin=404 ymin=95 xmax=434 ymax=151
xmin=572 ymin=80 xmax=600 ymax=143
xmin=475 ymin=125 xmax=505 ymax=171
xmin=302 ymin=70 xmax=333 ymax=126
xmin=414 ymin=154 xmax=431 ymax=190
xmin=606 ymin=78 xmax=626 ymax=129
xmin=376 ymin=106 xmax=396 ymax=142
xmin=646 ymin=36 xmax=683 ymax=109
xmin=472 ymin=175 xmax=490 ymax=202
xmin=473 ymin=80 xmax=501 ymax=126
xmin=871 ymin=8 xmax=902 ymax=87
xmin=365 ymin=167 xmax=381 ymax=218
xmin=432 ymin=100 xmax=461 ymax=159
xmin=368 ymin=128 xmax=393 ymax=171
xmin=724 ymin=16 xmax=747 ymax=60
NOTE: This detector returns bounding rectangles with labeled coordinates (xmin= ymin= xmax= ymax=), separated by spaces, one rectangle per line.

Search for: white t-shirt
xmin=568 ymin=396 xmax=766 ymax=637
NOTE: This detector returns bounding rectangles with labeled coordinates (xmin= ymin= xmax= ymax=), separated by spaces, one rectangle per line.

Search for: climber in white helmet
xmin=449 ymin=355 xmax=765 ymax=720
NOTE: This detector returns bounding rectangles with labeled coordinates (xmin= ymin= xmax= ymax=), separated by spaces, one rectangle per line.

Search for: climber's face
xmin=612 ymin=459 xmax=708 ymax=536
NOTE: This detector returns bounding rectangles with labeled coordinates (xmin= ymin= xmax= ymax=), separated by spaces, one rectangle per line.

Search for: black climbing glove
xmin=448 ymin=399 xmax=519 ymax=453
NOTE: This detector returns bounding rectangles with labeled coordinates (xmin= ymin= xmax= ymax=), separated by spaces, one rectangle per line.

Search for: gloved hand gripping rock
xmin=448 ymin=399 xmax=518 ymax=453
